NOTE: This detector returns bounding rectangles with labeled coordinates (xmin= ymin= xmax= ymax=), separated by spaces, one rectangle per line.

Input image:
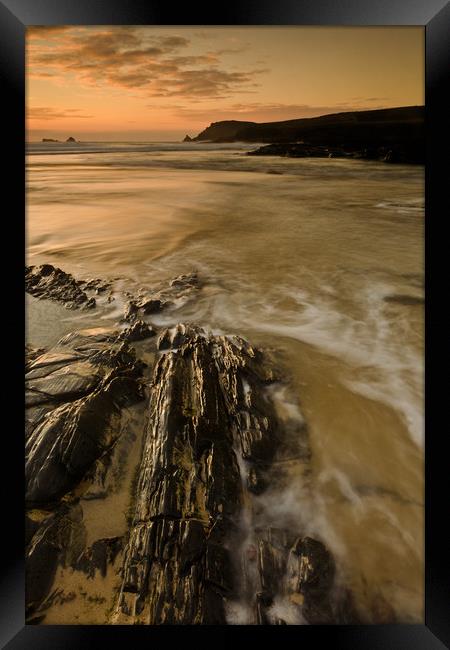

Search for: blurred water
xmin=26 ymin=142 xmax=424 ymax=622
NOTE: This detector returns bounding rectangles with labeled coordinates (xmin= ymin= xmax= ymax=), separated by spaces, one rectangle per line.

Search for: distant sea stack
xmin=66 ymin=136 xmax=77 ymax=143
xmin=183 ymin=134 xmax=193 ymax=142
xmin=42 ymin=138 xmax=59 ymax=142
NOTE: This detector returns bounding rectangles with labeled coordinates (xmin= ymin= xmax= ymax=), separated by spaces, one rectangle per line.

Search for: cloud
xmin=149 ymin=68 xmax=267 ymax=99
xmin=27 ymin=107 xmax=94 ymax=120
xmin=349 ymin=96 xmax=389 ymax=102
xmin=27 ymin=27 xmax=264 ymax=99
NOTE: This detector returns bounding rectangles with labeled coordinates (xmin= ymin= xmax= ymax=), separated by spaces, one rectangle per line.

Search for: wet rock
xmin=247 ymin=465 xmax=268 ymax=495
xmin=258 ymin=537 xmax=289 ymax=596
xmin=123 ymin=301 xmax=138 ymax=321
xmin=26 ymin=504 xmax=86 ymax=616
xmin=169 ymin=272 xmax=200 ymax=289
xmin=117 ymin=325 xmax=285 ymax=623
xmin=26 ymin=264 xmax=92 ymax=309
xmin=123 ymin=298 xmax=165 ymax=322
xmin=79 ymin=277 xmax=111 ymax=294
xmin=123 ymin=272 xmax=202 ymax=322
xmin=26 ymin=376 xmax=136 ymax=505
xmin=384 ymin=293 xmax=424 ymax=306
xmin=136 ymin=297 xmax=166 ymax=314
xmin=25 ymin=311 xmax=351 ymax=626
xmin=286 ymin=536 xmax=335 ymax=623
xmin=248 ymin=142 xmax=424 ymax=165
xmin=26 ymin=356 xmax=104 ymax=408
xmin=84 ymin=297 xmax=96 ymax=309
xmin=118 ymin=320 xmax=155 ymax=342
xmin=26 ymin=329 xmax=145 ymax=506
xmin=256 ymin=591 xmax=273 ymax=624
xmin=75 ymin=537 xmax=123 ymax=578
xmin=241 ymin=525 xmax=361 ymax=626
xmin=26 ymin=511 xmax=51 ymax=547
xmin=25 ymin=329 xmax=139 ymax=413
xmin=25 ymin=344 xmax=46 ymax=372
xmin=156 ymin=323 xmax=201 ymax=350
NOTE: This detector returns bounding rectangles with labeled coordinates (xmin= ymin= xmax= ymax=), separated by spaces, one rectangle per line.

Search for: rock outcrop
xmin=25 ymin=269 xmax=364 ymax=625
xmin=122 ymin=272 xmax=202 ymax=322
xmin=26 ymin=328 xmax=146 ymax=506
xmin=115 ymin=326 xmax=281 ymax=624
xmin=248 ymin=142 xmax=424 ymax=164
xmin=25 ymin=327 xmax=148 ymax=617
xmin=25 ymin=264 xmax=95 ymax=309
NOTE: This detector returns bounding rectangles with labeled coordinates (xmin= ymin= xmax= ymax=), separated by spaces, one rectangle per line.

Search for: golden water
xmin=26 ymin=142 xmax=424 ymax=622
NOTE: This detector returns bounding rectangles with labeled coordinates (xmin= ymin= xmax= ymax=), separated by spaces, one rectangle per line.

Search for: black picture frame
xmin=2 ymin=0 xmax=449 ymax=647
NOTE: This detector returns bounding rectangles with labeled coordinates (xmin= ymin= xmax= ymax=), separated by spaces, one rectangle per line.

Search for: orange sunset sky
xmin=27 ymin=26 xmax=424 ymax=142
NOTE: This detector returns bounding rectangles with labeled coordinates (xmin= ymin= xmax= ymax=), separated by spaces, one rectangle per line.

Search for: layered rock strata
xmin=25 ymin=268 xmax=361 ymax=625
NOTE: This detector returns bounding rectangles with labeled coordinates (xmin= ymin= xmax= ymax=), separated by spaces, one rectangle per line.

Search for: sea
xmin=26 ymin=140 xmax=424 ymax=622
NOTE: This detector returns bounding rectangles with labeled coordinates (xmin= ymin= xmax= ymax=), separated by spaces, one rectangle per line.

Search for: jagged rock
xmin=256 ymin=591 xmax=273 ymax=624
xmin=248 ymin=141 xmax=424 ymax=165
xmin=124 ymin=298 xmax=164 ymax=322
xmin=25 ymin=344 xmax=46 ymax=372
xmin=123 ymin=272 xmax=202 ymax=322
xmin=169 ymin=272 xmax=200 ymax=288
xmin=286 ymin=536 xmax=335 ymax=623
xmin=116 ymin=325 xmax=283 ymax=624
xmin=24 ymin=304 xmax=359 ymax=625
xmin=75 ymin=537 xmax=123 ymax=578
xmin=25 ymin=329 xmax=138 ymax=413
xmin=25 ymin=264 xmax=92 ymax=309
xmin=25 ymin=328 xmax=150 ymax=617
xmin=84 ymin=296 xmax=96 ymax=309
xmin=249 ymin=527 xmax=362 ymax=625
xmin=258 ymin=537 xmax=289 ymax=596
xmin=26 ymin=329 xmax=145 ymax=506
xmin=79 ymin=277 xmax=112 ymax=293
xmin=26 ymin=504 xmax=86 ymax=616
xmin=156 ymin=323 xmax=201 ymax=350
xmin=183 ymin=134 xmax=193 ymax=142
xmin=26 ymin=372 xmax=140 ymax=505
xmin=118 ymin=320 xmax=155 ymax=342
xmin=384 ymin=294 xmax=424 ymax=306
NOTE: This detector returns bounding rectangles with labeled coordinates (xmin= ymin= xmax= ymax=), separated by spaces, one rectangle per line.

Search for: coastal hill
xmin=192 ymin=120 xmax=257 ymax=142
xmin=190 ymin=106 xmax=424 ymax=163
xmin=192 ymin=106 xmax=423 ymax=144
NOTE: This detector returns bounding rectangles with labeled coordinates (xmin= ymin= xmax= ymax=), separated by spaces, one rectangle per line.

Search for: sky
xmin=26 ymin=26 xmax=424 ymax=142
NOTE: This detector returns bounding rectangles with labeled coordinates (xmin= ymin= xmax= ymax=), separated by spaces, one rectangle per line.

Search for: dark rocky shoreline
xmin=25 ymin=264 xmax=392 ymax=625
xmin=247 ymin=142 xmax=423 ymax=164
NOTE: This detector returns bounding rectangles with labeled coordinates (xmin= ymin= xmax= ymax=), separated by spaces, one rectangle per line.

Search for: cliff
xmin=193 ymin=120 xmax=257 ymax=142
